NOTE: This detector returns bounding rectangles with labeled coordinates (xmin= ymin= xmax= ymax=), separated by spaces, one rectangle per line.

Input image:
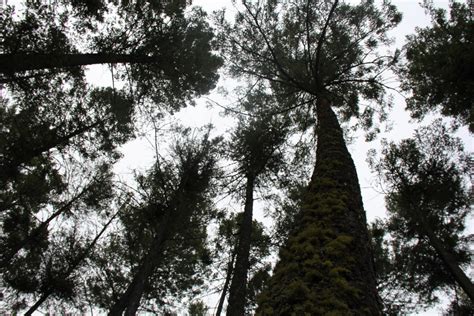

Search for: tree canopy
xmin=0 ymin=0 xmax=472 ymax=314
xmin=400 ymin=1 xmax=474 ymax=132
xmin=369 ymin=120 xmax=473 ymax=312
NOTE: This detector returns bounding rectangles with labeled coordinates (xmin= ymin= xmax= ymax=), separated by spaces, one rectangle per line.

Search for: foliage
xmin=400 ymin=1 xmax=474 ymax=131
xmin=215 ymin=0 xmax=400 ymax=128
xmin=85 ymin=129 xmax=221 ymax=313
xmin=0 ymin=3 xmax=82 ymax=81
xmin=188 ymin=300 xmax=209 ymax=316
xmin=0 ymin=158 xmax=119 ymax=313
xmin=369 ymin=120 xmax=472 ymax=311
xmin=0 ymin=1 xmax=222 ymax=109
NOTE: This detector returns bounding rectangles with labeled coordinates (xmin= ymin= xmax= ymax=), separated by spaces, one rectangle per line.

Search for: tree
xmin=105 ymin=129 xmax=221 ymax=315
xmin=212 ymin=213 xmax=272 ymax=316
xmin=1 ymin=2 xmax=222 ymax=313
xmin=369 ymin=120 xmax=473 ymax=311
xmin=0 ymin=81 xmax=134 ymax=275
xmin=400 ymin=1 xmax=473 ymax=132
xmin=0 ymin=2 xmax=222 ymax=106
xmin=226 ymin=93 xmax=289 ymax=316
xmin=216 ymin=0 xmax=401 ymax=313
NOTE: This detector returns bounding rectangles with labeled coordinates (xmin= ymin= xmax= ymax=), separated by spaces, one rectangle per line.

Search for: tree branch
xmin=313 ymin=0 xmax=339 ymax=80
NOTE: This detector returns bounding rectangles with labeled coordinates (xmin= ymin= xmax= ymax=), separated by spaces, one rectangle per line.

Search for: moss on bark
xmin=256 ymin=98 xmax=380 ymax=315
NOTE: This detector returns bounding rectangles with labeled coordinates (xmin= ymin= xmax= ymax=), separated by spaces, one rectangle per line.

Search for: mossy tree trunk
xmin=227 ymin=175 xmax=255 ymax=316
xmin=257 ymin=97 xmax=381 ymax=314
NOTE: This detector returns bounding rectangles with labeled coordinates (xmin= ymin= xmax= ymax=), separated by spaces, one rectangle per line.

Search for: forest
xmin=0 ymin=0 xmax=472 ymax=315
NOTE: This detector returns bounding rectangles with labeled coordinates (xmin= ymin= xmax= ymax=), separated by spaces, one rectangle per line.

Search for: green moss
xmin=328 ymin=266 xmax=350 ymax=277
xmin=326 ymin=235 xmax=353 ymax=255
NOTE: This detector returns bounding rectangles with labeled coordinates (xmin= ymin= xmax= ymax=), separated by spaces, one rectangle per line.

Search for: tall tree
xmin=369 ymin=120 xmax=473 ymax=309
xmin=399 ymin=1 xmax=474 ymax=131
xmin=226 ymin=94 xmax=289 ymax=316
xmin=106 ymin=130 xmax=220 ymax=315
xmin=216 ymin=0 xmax=401 ymax=313
xmin=213 ymin=213 xmax=272 ymax=316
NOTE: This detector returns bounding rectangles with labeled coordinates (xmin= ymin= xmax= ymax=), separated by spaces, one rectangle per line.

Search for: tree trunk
xmin=0 ymin=53 xmax=155 ymax=73
xmin=216 ymin=249 xmax=237 ymax=316
xmin=24 ymin=293 xmax=49 ymax=316
xmin=226 ymin=175 xmax=255 ymax=316
xmin=108 ymin=211 xmax=172 ymax=316
xmin=257 ymin=97 xmax=381 ymax=314
xmin=417 ymin=214 xmax=474 ymax=301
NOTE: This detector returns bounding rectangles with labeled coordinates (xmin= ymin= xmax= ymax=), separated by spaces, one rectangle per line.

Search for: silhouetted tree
xmin=400 ymin=1 xmax=474 ymax=131
xmin=369 ymin=120 xmax=473 ymax=311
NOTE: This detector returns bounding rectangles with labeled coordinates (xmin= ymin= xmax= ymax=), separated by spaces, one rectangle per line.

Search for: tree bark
xmin=417 ymin=214 xmax=474 ymax=302
xmin=226 ymin=175 xmax=255 ymax=316
xmin=257 ymin=97 xmax=381 ymax=314
xmin=0 ymin=53 xmax=155 ymax=73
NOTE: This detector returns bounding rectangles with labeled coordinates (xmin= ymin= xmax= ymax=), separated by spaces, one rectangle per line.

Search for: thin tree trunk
xmin=226 ymin=175 xmax=255 ymax=316
xmin=24 ymin=292 xmax=49 ymax=316
xmin=417 ymin=215 xmax=474 ymax=301
xmin=24 ymin=211 xmax=119 ymax=315
xmin=0 ymin=53 xmax=155 ymax=73
xmin=257 ymin=97 xmax=381 ymax=314
xmin=216 ymin=249 xmax=237 ymax=316
xmin=108 ymin=211 xmax=172 ymax=316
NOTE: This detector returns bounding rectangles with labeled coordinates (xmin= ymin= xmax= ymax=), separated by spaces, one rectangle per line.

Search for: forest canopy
xmin=0 ymin=0 xmax=472 ymax=315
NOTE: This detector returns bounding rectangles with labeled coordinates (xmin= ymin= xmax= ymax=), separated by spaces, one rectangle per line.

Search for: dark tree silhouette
xmin=369 ymin=120 xmax=473 ymax=310
xmin=400 ymin=1 xmax=474 ymax=132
